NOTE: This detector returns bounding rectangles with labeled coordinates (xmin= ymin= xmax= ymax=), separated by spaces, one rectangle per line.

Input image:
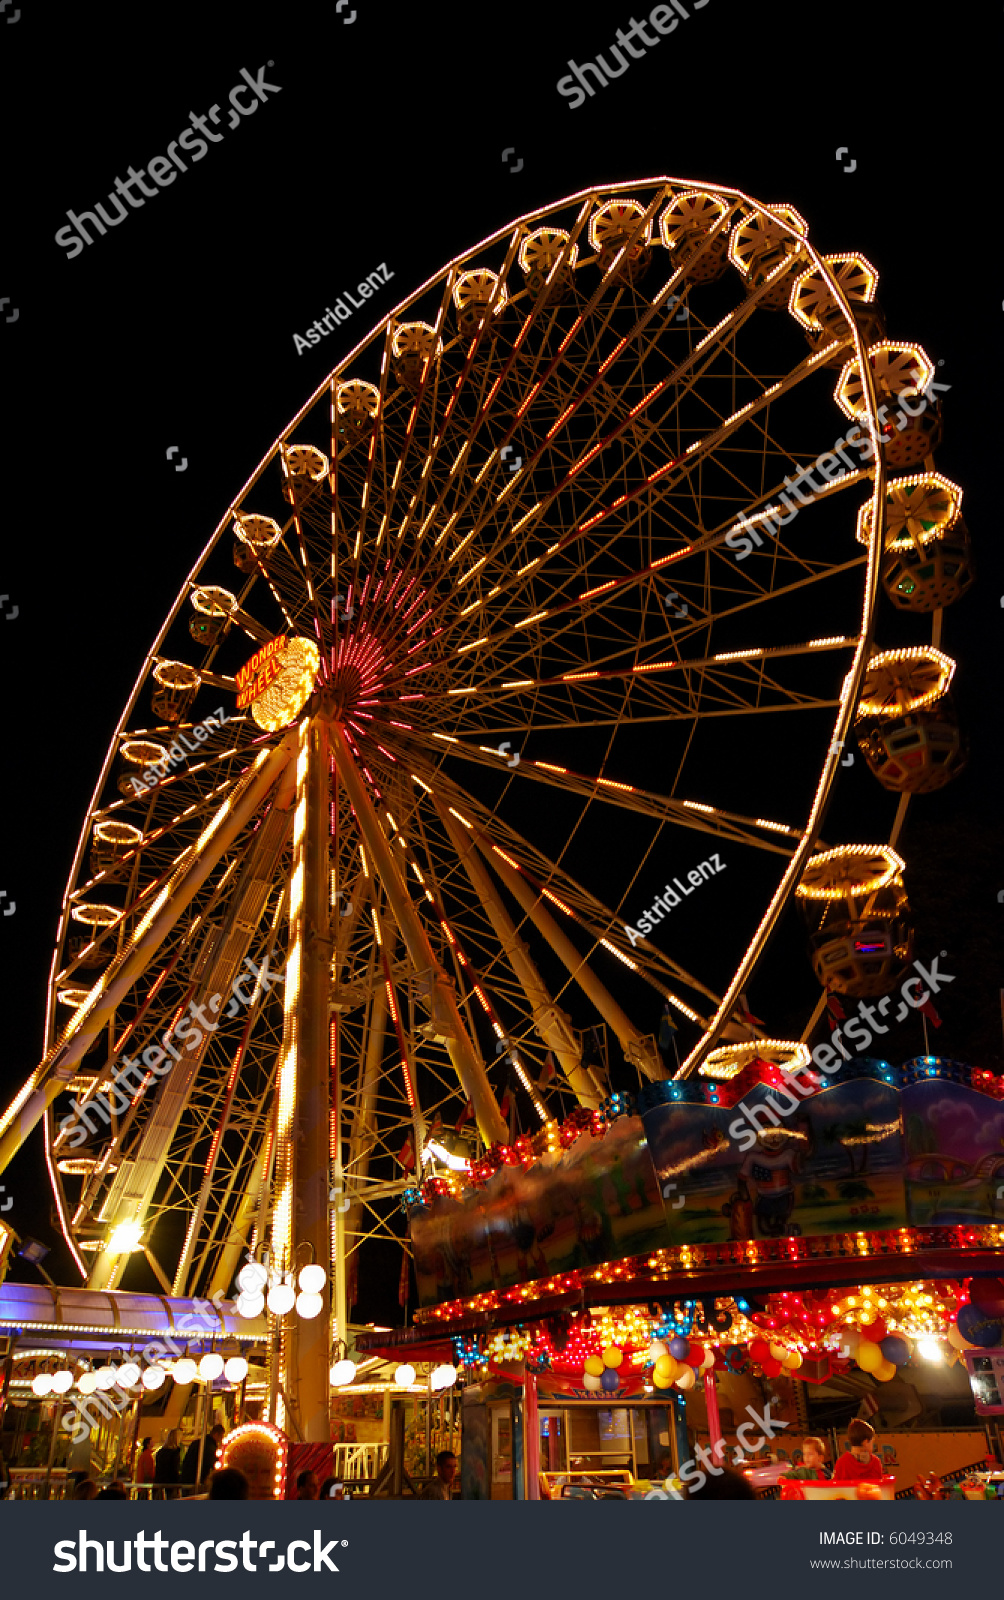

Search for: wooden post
xmin=523 ymin=1368 xmax=540 ymax=1500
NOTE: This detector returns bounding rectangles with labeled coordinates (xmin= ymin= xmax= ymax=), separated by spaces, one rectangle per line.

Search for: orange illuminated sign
xmin=235 ymin=634 xmax=287 ymax=709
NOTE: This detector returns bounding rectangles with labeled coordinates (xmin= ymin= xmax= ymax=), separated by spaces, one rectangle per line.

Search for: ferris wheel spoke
xmin=404 ymin=736 xmax=802 ymax=859
xmin=369 ymin=205 xmax=765 ymax=636
xmin=413 ymin=764 xmax=722 ymax=1019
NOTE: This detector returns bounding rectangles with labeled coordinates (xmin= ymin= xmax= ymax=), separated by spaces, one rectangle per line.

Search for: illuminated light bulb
xmin=51 ymin=1370 xmax=74 ymax=1394
xmin=296 ymin=1291 xmax=323 ymax=1320
xmin=106 ymin=1220 xmax=144 ymax=1255
xmin=298 ymin=1263 xmax=327 ymax=1295
xmin=394 ymin=1364 xmax=417 ymax=1388
xmin=173 ymin=1358 xmax=198 ymax=1384
xmin=235 ymin=1290 xmax=265 ymax=1320
xmin=142 ymin=1365 xmax=166 ymax=1390
xmin=918 ymin=1338 xmax=943 ymax=1363
xmin=199 ymin=1353 xmax=225 ymax=1381
xmin=95 ymin=1366 xmax=117 ymax=1390
xmin=267 ymin=1279 xmax=296 ymax=1316
xmin=330 ymin=1360 xmax=356 ymax=1386
xmin=431 ymin=1363 xmax=458 ymax=1390
xmin=32 ymin=1374 xmax=53 ymax=1397
xmin=116 ymin=1362 xmax=141 ymax=1389
xmin=225 ymin=1356 xmax=248 ymax=1384
xmin=77 ymin=1371 xmax=98 ymax=1395
xmin=237 ymin=1260 xmax=269 ymax=1295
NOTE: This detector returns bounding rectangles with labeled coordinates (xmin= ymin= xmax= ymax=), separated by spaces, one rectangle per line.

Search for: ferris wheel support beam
xmin=439 ymin=806 xmax=601 ymax=1108
xmin=330 ymin=723 xmax=508 ymax=1148
xmin=272 ymin=715 xmax=335 ymax=1443
xmin=341 ymin=956 xmax=392 ymax=1312
xmin=471 ymin=828 xmax=667 ymax=1084
xmin=0 ymin=737 xmax=296 ymax=1181
xmin=210 ymin=1127 xmax=272 ymax=1299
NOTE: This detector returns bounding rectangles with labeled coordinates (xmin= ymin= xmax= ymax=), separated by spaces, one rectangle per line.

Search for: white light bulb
xmin=394 ymin=1364 xmax=417 ymax=1388
xmin=199 ymin=1353 xmax=225 ymax=1381
xmin=224 ymin=1356 xmax=248 ymax=1384
xmin=296 ymin=1290 xmax=323 ymax=1320
xmin=116 ymin=1362 xmax=141 ymax=1389
xmin=173 ymin=1358 xmax=198 ymax=1384
xmin=329 ymin=1359 xmax=356 ymax=1386
xmin=298 ymin=1263 xmax=327 ymax=1295
xmin=95 ymin=1366 xmax=117 ymax=1390
xmin=918 ymin=1337 xmax=943 ymax=1363
xmin=267 ymin=1280 xmax=296 ymax=1316
xmin=237 ymin=1260 xmax=269 ymax=1295
xmin=430 ymin=1363 xmax=457 ymax=1391
xmin=32 ymin=1374 xmax=53 ymax=1397
xmin=235 ymin=1290 xmax=265 ymax=1320
xmin=142 ymin=1365 xmax=166 ymax=1391
xmin=77 ymin=1371 xmax=98 ymax=1395
xmin=51 ymin=1370 xmax=74 ymax=1394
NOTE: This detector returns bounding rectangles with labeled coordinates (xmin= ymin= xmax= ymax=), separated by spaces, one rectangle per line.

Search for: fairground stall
xmin=358 ymin=1051 xmax=1004 ymax=1500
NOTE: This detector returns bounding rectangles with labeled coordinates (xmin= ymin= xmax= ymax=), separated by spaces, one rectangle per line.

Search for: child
xmin=785 ymin=1436 xmax=830 ymax=1481
xmin=833 ymin=1419 xmax=883 ymax=1482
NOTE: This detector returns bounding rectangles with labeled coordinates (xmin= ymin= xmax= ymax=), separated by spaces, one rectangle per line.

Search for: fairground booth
xmin=358 ymin=1051 xmax=1004 ymax=1501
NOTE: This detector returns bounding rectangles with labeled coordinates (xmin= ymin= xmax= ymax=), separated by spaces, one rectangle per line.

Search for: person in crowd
xmin=72 ymin=1478 xmax=100 ymax=1500
xmin=686 ymin=1463 xmax=756 ymax=1499
xmin=183 ymin=1422 xmax=225 ymax=1489
xmin=319 ymin=1478 xmax=345 ymax=1499
xmin=208 ymin=1467 xmax=249 ymax=1500
xmin=135 ymin=1437 xmax=156 ymax=1499
xmin=833 ymin=1418 xmax=883 ymax=1483
xmin=154 ymin=1428 xmax=183 ymax=1498
xmin=295 ymin=1469 xmax=319 ymax=1500
xmin=422 ymin=1450 xmax=458 ymax=1499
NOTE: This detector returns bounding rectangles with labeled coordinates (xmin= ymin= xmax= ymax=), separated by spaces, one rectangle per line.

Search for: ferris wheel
xmin=0 ymin=177 xmax=969 ymax=1438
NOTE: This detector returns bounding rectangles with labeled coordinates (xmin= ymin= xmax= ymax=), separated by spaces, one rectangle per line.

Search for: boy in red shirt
xmin=833 ymin=1419 xmax=883 ymax=1482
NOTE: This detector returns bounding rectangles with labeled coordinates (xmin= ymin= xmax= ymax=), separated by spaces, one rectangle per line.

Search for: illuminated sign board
xmin=235 ymin=635 xmax=288 ymax=709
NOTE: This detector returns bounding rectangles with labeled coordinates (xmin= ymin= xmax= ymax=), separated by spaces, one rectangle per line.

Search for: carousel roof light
xmin=699 ymin=1040 xmax=811 ymax=1080
xmin=856 ymin=647 xmax=956 ymax=717
xmin=796 ymin=845 xmax=906 ymax=900
xmin=855 ymin=471 xmax=963 ymax=549
xmin=835 ymin=340 xmax=935 ymax=420
xmin=191 ymin=585 xmax=238 ymax=617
